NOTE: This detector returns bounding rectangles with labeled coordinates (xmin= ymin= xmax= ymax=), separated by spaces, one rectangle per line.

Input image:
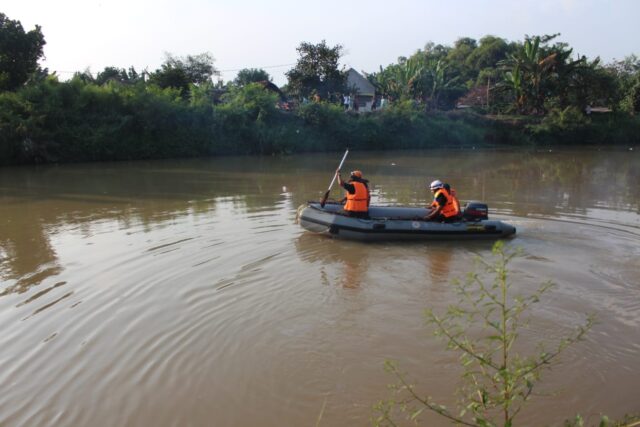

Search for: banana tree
xmin=425 ymin=59 xmax=459 ymax=110
xmin=369 ymin=57 xmax=426 ymax=102
xmin=499 ymin=36 xmax=558 ymax=114
xmin=502 ymin=64 xmax=525 ymax=112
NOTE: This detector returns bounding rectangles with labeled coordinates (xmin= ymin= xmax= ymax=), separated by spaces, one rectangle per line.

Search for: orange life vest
xmin=431 ymin=187 xmax=461 ymax=218
xmin=345 ymin=181 xmax=369 ymax=212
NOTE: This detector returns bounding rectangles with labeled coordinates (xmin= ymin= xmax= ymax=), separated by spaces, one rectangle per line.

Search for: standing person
xmin=336 ymin=169 xmax=370 ymax=218
xmin=424 ymin=180 xmax=461 ymax=222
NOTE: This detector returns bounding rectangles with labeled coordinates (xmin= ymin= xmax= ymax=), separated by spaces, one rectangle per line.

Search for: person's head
xmin=429 ymin=179 xmax=444 ymax=192
xmin=350 ymin=170 xmax=363 ymax=180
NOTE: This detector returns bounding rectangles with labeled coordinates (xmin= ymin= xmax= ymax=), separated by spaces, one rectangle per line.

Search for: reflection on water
xmin=0 ymin=149 xmax=639 ymax=426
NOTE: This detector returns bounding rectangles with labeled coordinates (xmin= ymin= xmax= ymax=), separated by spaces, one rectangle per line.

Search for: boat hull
xmin=298 ymin=202 xmax=516 ymax=241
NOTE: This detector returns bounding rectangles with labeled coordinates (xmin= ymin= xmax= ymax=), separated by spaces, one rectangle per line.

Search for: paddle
xmin=320 ymin=149 xmax=349 ymax=207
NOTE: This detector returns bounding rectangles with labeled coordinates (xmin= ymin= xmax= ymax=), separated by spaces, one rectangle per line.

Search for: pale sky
xmin=4 ymin=0 xmax=640 ymax=86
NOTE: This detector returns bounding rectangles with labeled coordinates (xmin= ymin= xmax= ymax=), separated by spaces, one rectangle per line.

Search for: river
xmin=1 ymin=148 xmax=639 ymax=426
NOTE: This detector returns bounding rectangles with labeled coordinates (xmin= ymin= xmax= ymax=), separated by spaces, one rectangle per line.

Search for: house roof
xmin=257 ymin=80 xmax=286 ymax=101
xmin=346 ymin=68 xmax=375 ymax=96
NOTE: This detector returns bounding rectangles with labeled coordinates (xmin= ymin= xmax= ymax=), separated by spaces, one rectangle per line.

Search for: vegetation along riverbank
xmin=1 ymin=12 xmax=640 ymax=166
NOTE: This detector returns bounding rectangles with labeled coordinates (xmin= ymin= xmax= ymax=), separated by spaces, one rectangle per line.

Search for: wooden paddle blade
xmin=320 ymin=190 xmax=330 ymax=208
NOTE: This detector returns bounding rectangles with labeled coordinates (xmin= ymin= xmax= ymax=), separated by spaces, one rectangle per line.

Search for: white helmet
xmin=429 ymin=180 xmax=444 ymax=190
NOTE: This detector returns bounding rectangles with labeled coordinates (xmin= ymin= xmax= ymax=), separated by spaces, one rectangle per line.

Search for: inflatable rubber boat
xmin=297 ymin=201 xmax=516 ymax=241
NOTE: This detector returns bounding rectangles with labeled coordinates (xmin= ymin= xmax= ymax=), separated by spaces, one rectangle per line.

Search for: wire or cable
xmin=52 ymin=62 xmax=296 ymax=75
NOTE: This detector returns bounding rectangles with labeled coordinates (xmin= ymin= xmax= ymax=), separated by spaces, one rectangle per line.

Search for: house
xmin=257 ymin=80 xmax=287 ymax=102
xmin=346 ymin=68 xmax=376 ymax=112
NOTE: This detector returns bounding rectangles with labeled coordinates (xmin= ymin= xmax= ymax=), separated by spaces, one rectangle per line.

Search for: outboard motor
xmin=462 ymin=202 xmax=489 ymax=221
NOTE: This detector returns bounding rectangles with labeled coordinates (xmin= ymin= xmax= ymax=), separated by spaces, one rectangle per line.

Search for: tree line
xmin=1 ymin=12 xmax=639 ymax=165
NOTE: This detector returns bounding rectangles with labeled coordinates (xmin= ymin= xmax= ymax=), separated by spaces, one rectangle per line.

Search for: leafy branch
xmin=374 ymin=241 xmax=595 ymax=427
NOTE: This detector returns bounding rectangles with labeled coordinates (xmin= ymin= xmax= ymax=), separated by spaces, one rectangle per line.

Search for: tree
xmin=425 ymin=59 xmax=462 ymax=109
xmin=445 ymin=37 xmax=478 ymax=84
xmin=630 ymin=78 xmax=640 ymax=114
xmin=0 ymin=12 xmax=46 ymax=91
xmin=498 ymin=35 xmax=562 ymax=114
xmin=149 ymin=52 xmax=218 ymax=94
xmin=608 ymin=55 xmax=640 ymax=112
xmin=467 ymin=36 xmax=513 ymax=87
xmin=234 ymin=68 xmax=271 ymax=86
xmin=467 ymin=36 xmax=511 ymax=72
xmin=369 ymin=57 xmax=426 ymax=102
xmin=94 ymin=66 xmax=143 ymax=85
xmin=285 ymin=40 xmax=346 ymax=100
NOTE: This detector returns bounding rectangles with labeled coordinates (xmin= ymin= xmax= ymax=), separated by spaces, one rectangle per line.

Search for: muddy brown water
xmin=1 ymin=149 xmax=639 ymax=426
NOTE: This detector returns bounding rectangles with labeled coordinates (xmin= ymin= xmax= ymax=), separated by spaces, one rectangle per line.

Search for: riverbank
xmin=1 ymin=79 xmax=639 ymax=166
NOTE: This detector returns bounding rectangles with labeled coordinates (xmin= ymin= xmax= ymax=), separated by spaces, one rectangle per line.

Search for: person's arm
xmin=341 ymin=182 xmax=356 ymax=193
xmin=424 ymin=194 xmax=446 ymax=220
xmin=336 ymin=170 xmax=356 ymax=194
xmin=424 ymin=205 xmax=442 ymax=220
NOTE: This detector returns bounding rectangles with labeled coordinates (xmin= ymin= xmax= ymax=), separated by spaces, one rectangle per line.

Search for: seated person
xmin=424 ymin=179 xmax=461 ymax=222
xmin=336 ymin=169 xmax=370 ymax=218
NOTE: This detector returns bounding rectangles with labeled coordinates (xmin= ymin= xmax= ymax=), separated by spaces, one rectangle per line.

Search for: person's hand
xmin=336 ymin=168 xmax=341 ymax=175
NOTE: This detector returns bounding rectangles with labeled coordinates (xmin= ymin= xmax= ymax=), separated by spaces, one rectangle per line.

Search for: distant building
xmin=585 ymin=105 xmax=612 ymax=114
xmin=257 ymin=80 xmax=286 ymax=101
xmin=346 ymin=68 xmax=376 ymax=112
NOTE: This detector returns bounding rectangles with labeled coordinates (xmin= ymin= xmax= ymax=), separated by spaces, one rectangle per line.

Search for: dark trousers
xmin=431 ymin=214 xmax=460 ymax=223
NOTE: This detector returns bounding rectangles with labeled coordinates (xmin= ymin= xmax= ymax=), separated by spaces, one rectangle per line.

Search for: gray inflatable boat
xmin=297 ymin=201 xmax=516 ymax=241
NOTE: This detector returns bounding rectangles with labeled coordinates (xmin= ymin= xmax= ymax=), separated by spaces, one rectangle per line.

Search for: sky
xmin=4 ymin=0 xmax=640 ymax=86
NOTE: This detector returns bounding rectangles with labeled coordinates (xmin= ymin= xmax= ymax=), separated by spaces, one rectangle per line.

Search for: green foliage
xmin=531 ymin=106 xmax=589 ymax=134
xmin=629 ymin=78 xmax=640 ymax=114
xmin=370 ymin=57 xmax=427 ymax=101
xmin=497 ymin=35 xmax=565 ymax=114
xmin=0 ymin=76 xmax=222 ymax=164
xmin=217 ymin=83 xmax=296 ymax=154
xmin=467 ymin=36 xmax=513 ymax=80
xmin=285 ymin=40 xmax=347 ymax=100
xmin=369 ymin=41 xmax=474 ymax=109
xmin=0 ymin=89 xmax=31 ymax=161
xmin=297 ymin=101 xmax=344 ymax=127
xmin=95 ymin=66 xmax=143 ymax=86
xmin=221 ymin=83 xmax=278 ymax=120
xmin=0 ymin=12 xmax=46 ymax=91
xmin=234 ymin=68 xmax=271 ymax=86
xmin=149 ymin=52 xmax=217 ymax=96
xmin=374 ymin=242 xmax=594 ymax=427
xmin=609 ymin=55 xmax=640 ymax=112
